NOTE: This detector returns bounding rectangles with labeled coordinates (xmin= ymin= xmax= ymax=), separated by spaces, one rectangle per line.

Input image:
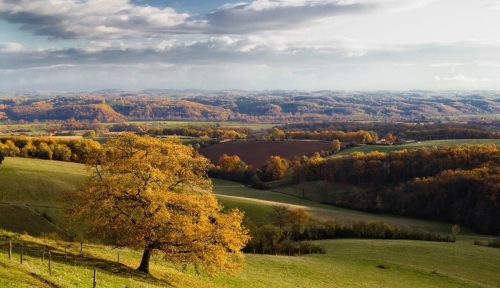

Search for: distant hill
xmin=0 ymin=90 xmax=498 ymax=122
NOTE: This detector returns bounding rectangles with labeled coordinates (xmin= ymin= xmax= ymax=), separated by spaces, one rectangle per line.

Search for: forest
xmin=294 ymin=145 xmax=500 ymax=234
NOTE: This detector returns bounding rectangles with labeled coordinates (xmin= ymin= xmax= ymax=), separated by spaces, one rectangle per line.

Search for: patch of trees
xmin=245 ymin=206 xmax=453 ymax=255
xmin=294 ymin=145 xmax=500 ymax=234
xmin=283 ymin=122 xmax=499 ymax=141
xmin=474 ymin=239 xmax=500 ymax=249
xmin=0 ymin=136 xmax=101 ymax=163
xmin=295 ymin=145 xmax=498 ymax=185
xmin=209 ymin=154 xmax=293 ymax=188
xmin=209 ymin=154 xmax=254 ymax=183
xmin=148 ymin=126 xmax=251 ymax=140
xmin=109 ymin=123 xmax=147 ymax=133
xmin=262 ymin=127 xmax=378 ymax=144
xmin=384 ymin=166 xmax=500 ymax=234
xmin=257 ymin=156 xmax=291 ymax=182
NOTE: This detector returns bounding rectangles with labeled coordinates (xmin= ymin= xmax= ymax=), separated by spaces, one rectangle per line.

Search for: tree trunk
xmin=137 ymin=247 xmax=152 ymax=274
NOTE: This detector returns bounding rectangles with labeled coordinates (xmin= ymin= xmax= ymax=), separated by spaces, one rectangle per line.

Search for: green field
xmin=334 ymin=139 xmax=500 ymax=157
xmin=0 ymin=158 xmax=88 ymax=236
xmin=1 ymin=157 xmax=500 ymax=287
xmin=1 ymin=231 xmax=500 ymax=288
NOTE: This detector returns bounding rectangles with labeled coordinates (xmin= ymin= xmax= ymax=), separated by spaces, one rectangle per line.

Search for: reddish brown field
xmin=200 ymin=140 xmax=332 ymax=168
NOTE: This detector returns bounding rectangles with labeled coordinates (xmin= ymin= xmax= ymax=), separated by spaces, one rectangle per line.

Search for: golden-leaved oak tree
xmin=68 ymin=133 xmax=249 ymax=274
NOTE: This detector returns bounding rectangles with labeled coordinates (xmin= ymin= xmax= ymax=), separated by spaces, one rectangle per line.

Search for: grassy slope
xmin=334 ymin=139 xmax=500 ymax=157
xmin=0 ymin=158 xmax=87 ymax=236
xmin=1 ymin=231 xmax=500 ymax=288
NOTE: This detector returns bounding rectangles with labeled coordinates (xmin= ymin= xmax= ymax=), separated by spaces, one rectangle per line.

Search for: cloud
xmin=0 ymin=0 xmax=388 ymax=39
xmin=0 ymin=0 xmax=191 ymax=39
xmin=205 ymin=0 xmax=381 ymax=33
xmin=0 ymin=41 xmax=24 ymax=52
xmin=428 ymin=62 xmax=464 ymax=68
xmin=484 ymin=0 xmax=500 ymax=9
xmin=434 ymin=74 xmax=491 ymax=82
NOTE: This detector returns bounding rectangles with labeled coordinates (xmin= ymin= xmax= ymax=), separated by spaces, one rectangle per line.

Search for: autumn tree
xmin=36 ymin=142 xmax=53 ymax=160
xmin=52 ymin=144 xmax=72 ymax=161
xmin=331 ymin=140 xmax=341 ymax=153
xmin=217 ymin=154 xmax=249 ymax=173
xmin=259 ymin=156 xmax=290 ymax=181
xmin=68 ymin=133 xmax=249 ymax=274
xmin=270 ymin=127 xmax=285 ymax=141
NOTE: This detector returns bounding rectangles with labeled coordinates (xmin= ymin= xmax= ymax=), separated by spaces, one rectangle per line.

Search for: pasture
xmin=1 ymin=231 xmax=499 ymax=287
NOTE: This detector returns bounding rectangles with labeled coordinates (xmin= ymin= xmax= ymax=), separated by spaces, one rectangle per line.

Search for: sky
xmin=1 ymin=0 xmax=500 ymax=91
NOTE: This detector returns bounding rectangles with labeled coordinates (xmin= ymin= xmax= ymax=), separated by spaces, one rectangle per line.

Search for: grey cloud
xmin=1 ymin=40 xmax=500 ymax=71
xmin=0 ymin=0 xmax=382 ymax=39
xmin=205 ymin=1 xmax=380 ymax=33
xmin=0 ymin=0 xmax=190 ymax=39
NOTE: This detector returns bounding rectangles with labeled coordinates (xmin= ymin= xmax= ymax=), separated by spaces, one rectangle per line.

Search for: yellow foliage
xmin=67 ymin=133 xmax=249 ymax=274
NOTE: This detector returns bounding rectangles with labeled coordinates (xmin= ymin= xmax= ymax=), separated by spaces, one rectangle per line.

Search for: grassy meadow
xmin=1 ymin=230 xmax=499 ymax=288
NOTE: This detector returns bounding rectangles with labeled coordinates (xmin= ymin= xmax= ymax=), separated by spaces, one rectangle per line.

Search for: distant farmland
xmin=200 ymin=140 xmax=332 ymax=168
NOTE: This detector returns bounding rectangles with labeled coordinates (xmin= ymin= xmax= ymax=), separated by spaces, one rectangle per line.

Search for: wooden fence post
xmin=65 ymin=248 xmax=67 ymax=259
xmin=93 ymin=269 xmax=97 ymax=288
xmin=48 ymin=250 xmax=52 ymax=276
xmin=117 ymin=251 xmax=120 ymax=263
xmin=20 ymin=243 xmax=23 ymax=264
xmin=42 ymin=246 xmax=45 ymax=262
xmin=8 ymin=240 xmax=12 ymax=260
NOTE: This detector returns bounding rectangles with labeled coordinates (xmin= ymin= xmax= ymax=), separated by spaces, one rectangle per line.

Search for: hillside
xmin=1 ymin=157 xmax=500 ymax=287
xmin=0 ymin=157 xmax=458 ymax=236
xmin=0 ymin=158 xmax=87 ymax=236
xmin=1 ymin=231 xmax=500 ymax=287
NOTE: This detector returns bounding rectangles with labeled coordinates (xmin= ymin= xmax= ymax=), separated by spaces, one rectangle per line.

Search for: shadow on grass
xmin=0 ymin=235 xmax=174 ymax=287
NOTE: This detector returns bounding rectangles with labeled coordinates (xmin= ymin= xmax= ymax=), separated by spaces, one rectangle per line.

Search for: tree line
xmin=282 ymin=122 xmax=500 ymax=141
xmin=244 ymin=206 xmax=453 ymax=255
xmin=261 ymin=127 xmax=379 ymax=144
xmin=147 ymin=126 xmax=251 ymax=140
xmin=0 ymin=136 xmax=101 ymax=162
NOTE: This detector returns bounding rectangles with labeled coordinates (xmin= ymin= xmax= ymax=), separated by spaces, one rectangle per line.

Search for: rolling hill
xmin=1 ymin=157 xmax=500 ymax=287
